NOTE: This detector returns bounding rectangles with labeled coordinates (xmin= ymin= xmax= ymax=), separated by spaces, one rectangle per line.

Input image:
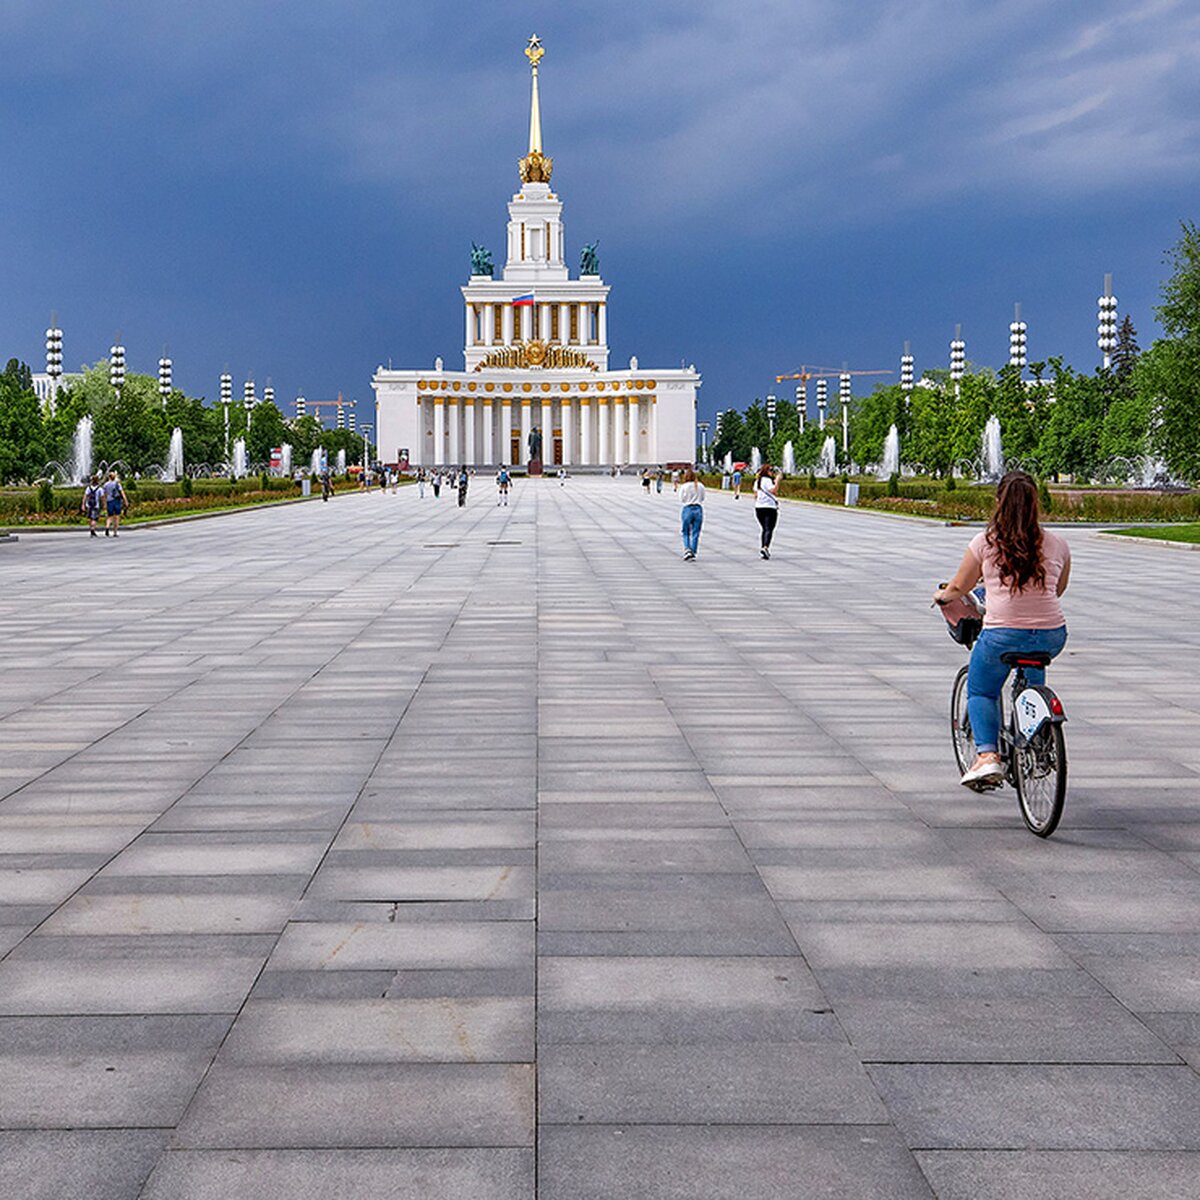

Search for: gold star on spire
xmin=519 ymin=34 xmax=553 ymax=183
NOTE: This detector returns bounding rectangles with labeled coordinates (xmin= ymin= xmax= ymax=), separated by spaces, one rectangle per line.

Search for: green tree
xmin=245 ymin=400 xmax=288 ymax=465
xmin=849 ymin=384 xmax=903 ymax=469
xmin=711 ymin=409 xmax=748 ymax=463
xmin=92 ymin=373 xmax=168 ymax=472
xmin=742 ymin=400 xmax=770 ymax=459
xmin=1112 ymin=314 xmax=1140 ymax=381
xmin=907 ymin=381 xmax=957 ymax=476
xmin=0 ymin=360 xmax=46 ymax=483
xmin=1138 ymin=221 xmax=1200 ymax=479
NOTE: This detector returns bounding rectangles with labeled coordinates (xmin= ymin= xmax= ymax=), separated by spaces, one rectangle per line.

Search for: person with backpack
xmin=321 ymin=470 xmax=332 ymax=501
xmin=457 ymin=466 xmax=469 ymax=508
xmin=82 ymin=475 xmax=103 ymax=537
xmin=102 ymin=471 xmax=128 ymax=537
xmin=753 ymin=463 xmax=780 ymax=558
xmin=496 ymin=466 xmax=511 ymax=506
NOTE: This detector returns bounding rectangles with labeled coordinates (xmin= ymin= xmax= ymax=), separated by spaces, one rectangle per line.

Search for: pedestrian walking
xmin=102 ymin=471 xmax=128 ymax=537
xmin=496 ymin=466 xmax=511 ymax=506
xmin=732 ymin=467 xmax=743 ymax=498
xmin=558 ymin=467 xmax=567 ymax=487
xmin=82 ymin=474 xmax=102 ymax=537
xmin=655 ymin=470 xmax=663 ymax=494
xmin=321 ymin=470 xmax=332 ymax=501
xmin=641 ymin=469 xmax=651 ymax=496
xmin=753 ymin=463 xmax=780 ymax=558
xmin=417 ymin=468 xmax=426 ymax=499
xmin=679 ymin=467 xmax=705 ymax=561
xmin=457 ymin=466 xmax=469 ymax=507
xmin=671 ymin=469 xmax=680 ymax=492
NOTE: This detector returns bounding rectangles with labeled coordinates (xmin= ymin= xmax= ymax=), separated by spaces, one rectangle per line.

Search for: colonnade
xmin=422 ymin=392 xmax=653 ymax=467
xmin=466 ymin=301 xmax=607 ymax=349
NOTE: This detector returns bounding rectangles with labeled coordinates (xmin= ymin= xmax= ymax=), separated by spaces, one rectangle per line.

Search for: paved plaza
xmin=1 ymin=477 xmax=1199 ymax=1199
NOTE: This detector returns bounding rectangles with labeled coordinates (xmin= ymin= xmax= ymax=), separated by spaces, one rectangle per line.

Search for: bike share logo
xmin=1016 ymin=689 xmax=1052 ymax=740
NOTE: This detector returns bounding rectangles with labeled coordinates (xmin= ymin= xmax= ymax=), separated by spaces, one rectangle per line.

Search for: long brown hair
xmin=986 ymin=471 xmax=1045 ymax=591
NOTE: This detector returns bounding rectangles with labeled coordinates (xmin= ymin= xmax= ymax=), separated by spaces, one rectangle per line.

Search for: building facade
xmin=371 ymin=36 xmax=699 ymax=470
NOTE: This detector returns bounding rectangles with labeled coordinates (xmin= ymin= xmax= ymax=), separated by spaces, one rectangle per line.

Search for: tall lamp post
xmin=766 ymin=393 xmax=777 ymax=439
xmin=158 ymin=349 xmax=172 ymax=409
xmin=109 ymin=336 xmax=126 ymax=401
xmin=1097 ymin=274 xmax=1117 ymax=370
xmin=697 ymin=421 xmax=709 ymax=464
xmin=45 ymin=315 xmax=63 ymax=413
xmin=839 ymin=368 xmax=851 ymax=455
xmin=243 ymin=378 xmax=256 ymax=433
xmin=950 ymin=324 xmax=966 ymax=399
xmin=900 ymin=342 xmax=914 ymax=395
xmin=1009 ymin=303 xmax=1027 ymax=371
xmin=362 ymin=424 xmax=372 ymax=473
xmin=816 ymin=378 xmax=827 ymax=430
xmin=220 ymin=371 xmax=232 ymax=458
xmin=795 ymin=383 xmax=806 ymax=434
xmin=295 ymin=395 xmax=307 ymax=419
xmin=263 ymin=380 xmax=275 ymax=410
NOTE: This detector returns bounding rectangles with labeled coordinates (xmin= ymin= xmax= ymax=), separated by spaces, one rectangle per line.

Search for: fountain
xmin=878 ymin=424 xmax=900 ymax=480
xmin=723 ymin=451 xmax=733 ymax=474
xmin=980 ymin=415 xmax=1004 ymax=481
xmin=311 ymin=448 xmax=324 ymax=475
xmin=819 ymin=436 xmax=838 ymax=477
xmin=750 ymin=446 xmax=762 ymax=472
xmin=781 ymin=440 xmax=796 ymax=476
xmin=1139 ymin=456 xmax=1169 ymax=488
xmin=71 ymin=415 xmax=94 ymax=483
xmin=335 ymin=448 xmax=346 ymax=475
xmin=279 ymin=443 xmax=292 ymax=476
xmin=161 ymin=427 xmax=184 ymax=481
xmin=231 ymin=438 xmax=248 ymax=479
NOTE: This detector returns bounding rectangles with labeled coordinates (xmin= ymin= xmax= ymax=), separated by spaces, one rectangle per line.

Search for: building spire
xmin=519 ymin=35 xmax=553 ymax=184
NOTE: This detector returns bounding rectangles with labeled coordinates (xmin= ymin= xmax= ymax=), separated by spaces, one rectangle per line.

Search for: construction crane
xmin=295 ymin=394 xmax=356 ymax=428
xmin=774 ymin=365 xmax=893 ymax=385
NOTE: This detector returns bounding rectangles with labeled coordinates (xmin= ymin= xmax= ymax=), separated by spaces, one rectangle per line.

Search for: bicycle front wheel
xmin=1014 ymin=722 xmax=1067 ymax=837
xmin=950 ymin=665 xmax=974 ymax=776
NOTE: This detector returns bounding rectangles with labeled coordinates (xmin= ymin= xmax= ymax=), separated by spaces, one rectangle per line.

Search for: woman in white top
xmin=678 ymin=467 xmax=705 ymax=560
xmin=753 ymin=465 xmax=780 ymax=558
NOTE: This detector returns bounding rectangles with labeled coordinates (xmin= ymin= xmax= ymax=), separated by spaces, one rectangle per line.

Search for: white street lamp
xmin=816 ymin=378 xmax=827 ymax=430
xmin=766 ymin=392 xmax=777 ymax=438
xmin=45 ymin=315 xmax=63 ymax=411
xmin=950 ymin=324 xmax=966 ymax=399
xmin=900 ymin=342 xmax=914 ymax=393
xmin=109 ymin=336 xmax=126 ymax=400
xmin=1097 ymin=274 xmax=1118 ymax=370
xmin=1009 ymin=303 xmax=1027 ymax=370
xmin=158 ymin=349 xmax=172 ymax=408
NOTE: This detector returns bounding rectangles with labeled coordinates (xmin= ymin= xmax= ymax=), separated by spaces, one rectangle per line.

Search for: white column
xmin=464 ymin=400 xmax=476 ymax=464
xmin=484 ymin=304 xmax=494 ymax=347
xmin=613 ymin=399 xmax=624 ymax=465
xmin=561 ymin=400 xmax=573 ymax=466
xmin=650 ymin=398 xmax=658 ymax=464
xmin=598 ymin=399 xmax=609 ymax=466
xmin=501 ymin=401 xmax=513 ymax=464
xmin=519 ymin=399 xmax=531 ymax=464
xmin=542 ymin=397 xmax=553 ymax=464
xmin=626 ymin=398 xmax=638 ymax=464
xmin=559 ymin=303 xmax=570 ymax=345
xmin=580 ymin=400 xmax=592 ymax=465
xmin=465 ymin=304 xmax=474 ymax=348
xmin=598 ymin=303 xmax=608 ymax=348
xmin=433 ymin=400 xmax=445 ymax=466
xmin=502 ymin=304 xmax=514 ymax=346
xmin=448 ymin=400 xmax=462 ymax=465
xmin=521 ymin=306 xmax=533 ymax=342
xmin=539 ymin=304 xmax=551 ymax=341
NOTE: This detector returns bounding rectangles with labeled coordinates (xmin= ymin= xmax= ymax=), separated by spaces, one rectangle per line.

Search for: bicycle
xmin=940 ymin=591 xmax=1069 ymax=837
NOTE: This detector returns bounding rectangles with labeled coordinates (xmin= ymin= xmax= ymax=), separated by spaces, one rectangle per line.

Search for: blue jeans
xmin=967 ymin=626 xmax=1068 ymax=752
xmin=681 ymin=504 xmax=703 ymax=554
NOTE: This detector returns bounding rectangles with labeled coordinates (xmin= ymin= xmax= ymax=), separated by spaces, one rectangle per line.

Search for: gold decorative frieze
xmin=473 ymin=340 xmax=598 ymax=372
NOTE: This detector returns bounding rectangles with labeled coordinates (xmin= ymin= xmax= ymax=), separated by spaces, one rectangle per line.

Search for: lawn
xmin=1105 ymin=523 xmax=1200 ymax=543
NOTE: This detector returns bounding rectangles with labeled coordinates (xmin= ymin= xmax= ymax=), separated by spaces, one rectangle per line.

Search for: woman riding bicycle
xmin=933 ymin=471 xmax=1070 ymax=790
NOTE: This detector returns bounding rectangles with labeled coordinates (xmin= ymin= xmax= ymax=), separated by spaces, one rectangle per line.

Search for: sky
xmin=3 ymin=0 xmax=1199 ymax=423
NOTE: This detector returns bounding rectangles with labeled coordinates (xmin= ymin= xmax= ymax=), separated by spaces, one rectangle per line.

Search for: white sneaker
xmin=960 ymin=760 xmax=1004 ymax=790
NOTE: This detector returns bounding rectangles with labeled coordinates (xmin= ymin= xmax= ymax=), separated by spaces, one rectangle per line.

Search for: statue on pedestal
xmin=580 ymin=240 xmax=600 ymax=276
xmin=470 ymin=243 xmax=494 ymax=277
xmin=528 ymin=425 xmax=543 ymax=463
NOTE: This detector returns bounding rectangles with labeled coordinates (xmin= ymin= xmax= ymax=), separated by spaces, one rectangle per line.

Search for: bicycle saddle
xmin=1000 ymin=651 xmax=1052 ymax=667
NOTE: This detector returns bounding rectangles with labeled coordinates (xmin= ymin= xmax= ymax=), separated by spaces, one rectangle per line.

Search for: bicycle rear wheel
xmin=1014 ymin=721 xmax=1067 ymax=837
xmin=950 ymin=665 xmax=974 ymax=776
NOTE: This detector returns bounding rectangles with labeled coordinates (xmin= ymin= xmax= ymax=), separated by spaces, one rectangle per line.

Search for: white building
xmin=372 ymin=36 xmax=700 ymax=471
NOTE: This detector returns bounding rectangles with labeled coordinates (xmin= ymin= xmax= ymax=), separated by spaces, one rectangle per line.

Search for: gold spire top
xmin=519 ymin=34 xmax=553 ymax=183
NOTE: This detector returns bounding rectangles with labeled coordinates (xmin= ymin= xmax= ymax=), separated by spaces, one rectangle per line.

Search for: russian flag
xmin=512 ymin=293 xmax=535 ymax=307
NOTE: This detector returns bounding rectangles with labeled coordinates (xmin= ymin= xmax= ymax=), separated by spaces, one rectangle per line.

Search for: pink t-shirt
xmin=968 ymin=529 xmax=1069 ymax=629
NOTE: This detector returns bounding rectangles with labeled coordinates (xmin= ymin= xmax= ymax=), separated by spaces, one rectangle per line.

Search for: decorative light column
xmin=337 ymin=401 xmax=346 ymax=429
xmin=1009 ymin=303 xmax=1027 ymax=371
xmin=348 ymin=406 xmax=357 ymax=433
xmin=900 ymin=342 xmax=914 ymax=394
xmin=362 ymin=424 xmax=372 ymax=470
xmin=295 ymin=395 xmax=306 ymax=418
xmin=766 ymin=393 xmax=777 ymax=439
xmin=109 ymin=336 xmax=126 ymax=400
xmin=816 ymin=378 xmax=827 ymax=430
xmin=243 ymin=378 xmax=256 ymax=432
xmin=45 ymin=315 xmax=63 ymax=412
xmin=220 ymin=371 xmax=232 ymax=457
xmin=158 ymin=350 xmax=172 ymax=408
xmin=263 ymin=380 xmax=275 ymax=409
xmin=697 ymin=420 xmax=709 ymax=464
xmin=795 ymin=384 xmax=806 ymax=434
xmin=1097 ymin=274 xmax=1118 ymax=370
xmin=950 ymin=324 xmax=966 ymax=399
xmin=839 ymin=369 xmax=851 ymax=454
